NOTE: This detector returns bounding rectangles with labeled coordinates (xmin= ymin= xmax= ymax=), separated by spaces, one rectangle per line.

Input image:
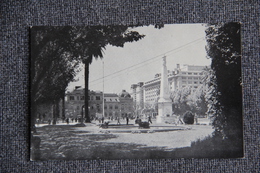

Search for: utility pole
xmin=102 ymin=60 xmax=105 ymax=118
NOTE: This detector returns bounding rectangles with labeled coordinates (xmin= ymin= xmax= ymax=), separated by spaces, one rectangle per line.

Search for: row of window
xmin=182 ymin=85 xmax=198 ymax=88
xmin=69 ymin=95 xmax=124 ymax=102
xmin=145 ymin=94 xmax=158 ymax=98
xmin=181 ymin=77 xmax=201 ymax=80
xmin=87 ymin=104 xmax=132 ymax=110
xmin=69 ymin=95 xmax=102 ymax=101
xmin=182 ymin=81 xmax=202 ymax=84
xmin=69 ymin=96 xmax=85 ymax=101
xmin=182 ymin=72 xmax=203 ymax=75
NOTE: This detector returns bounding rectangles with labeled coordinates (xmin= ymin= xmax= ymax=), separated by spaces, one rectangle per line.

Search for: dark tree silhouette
xmin=205 ymin=22 xmax=243 ymax=154
xmin=30 ymin=26 xmax=145 ymax=129
xmin=72 ymin=26 xmax=145 ymax=123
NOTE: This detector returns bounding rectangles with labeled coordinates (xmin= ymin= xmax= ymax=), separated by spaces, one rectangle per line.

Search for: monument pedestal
xmin=156 ymin=56 xmax=173 ymax=124
xmin=157 ymin=101 xmax=172 ymax=123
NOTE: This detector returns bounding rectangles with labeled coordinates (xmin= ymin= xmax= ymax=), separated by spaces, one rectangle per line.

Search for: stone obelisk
xmin=157 ymin=56 xmax=172 ymax=123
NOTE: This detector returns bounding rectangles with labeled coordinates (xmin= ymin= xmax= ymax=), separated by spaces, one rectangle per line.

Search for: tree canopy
xmin=31 ymin=25 xmax=145 ymax=125
xmin=205 ymin=23 xmax=242 ymax=147
xmin=31 ymin=26 xmax=144 ymax=104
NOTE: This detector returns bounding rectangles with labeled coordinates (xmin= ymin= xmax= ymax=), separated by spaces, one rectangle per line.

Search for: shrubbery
xmin=183 ymin=111 xmax=194 ymax=124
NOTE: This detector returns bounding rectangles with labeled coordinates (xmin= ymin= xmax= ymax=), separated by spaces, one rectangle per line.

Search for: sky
xmin=67 ymin=24 xmax=211 ymax=94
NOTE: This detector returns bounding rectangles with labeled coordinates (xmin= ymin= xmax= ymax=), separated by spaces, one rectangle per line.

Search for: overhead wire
xmin=89 ymin=37 xmax=205 ymax=87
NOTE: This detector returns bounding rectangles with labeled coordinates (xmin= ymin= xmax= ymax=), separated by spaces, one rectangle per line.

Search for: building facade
xmin=104 ymin=93 xmax=120 ymax=119
xmin=118 ymin=90 xmax=134 ymax=118
xmin=65 ymin=87 xmax=134 ymax=120
xmin=130 ymin=64 xmax=206 ymax=109
xmin=65 ymin=88 xmax=103 ymax=119
xmin=130 ymin=82 xmax=144 ymax=110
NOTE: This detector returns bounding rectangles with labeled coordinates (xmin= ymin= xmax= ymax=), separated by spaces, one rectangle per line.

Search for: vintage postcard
xmin=30 ymin=23 xmax=243 ymax=160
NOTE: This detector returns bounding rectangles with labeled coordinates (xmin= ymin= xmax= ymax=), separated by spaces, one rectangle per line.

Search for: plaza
xmin=32 ymin=117 xmax=213 ymax=160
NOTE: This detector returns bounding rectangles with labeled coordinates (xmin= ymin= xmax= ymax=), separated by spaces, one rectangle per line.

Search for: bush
xmin=183 ymin=111 xmax=194 ymax=124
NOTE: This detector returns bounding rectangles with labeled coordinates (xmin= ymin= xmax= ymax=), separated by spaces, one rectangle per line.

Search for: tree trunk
xmin=62 ymin=96 xmax=65 ymax=121
xmin=52 ymin=102 xmax=56 ymax=125
xmin=84 ymin=63 xmax=91 ymax=123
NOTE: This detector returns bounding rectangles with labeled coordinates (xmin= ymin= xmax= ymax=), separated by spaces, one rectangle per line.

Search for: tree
xmin=187 ymin=68 xmax=210 ymax=117
xmin=170 ymin=86 xmax=192 ymax=115
xmin=31 ymin=26 xmax=145 ymax=128
xmin=31 ymin=26 xmax=82 ymax=129
xmin=74 ymin=26 xmax=145 ymax=123
xmin=205 ymin=23 xmax=242 ymax=151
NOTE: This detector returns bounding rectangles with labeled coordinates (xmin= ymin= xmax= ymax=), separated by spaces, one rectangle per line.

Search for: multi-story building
xmin=65 ymin=88 xmax=103 ymax=119
xmin=119 ymin=90 xmax=134 ymax=118
xmin=104 ymin=93 xmax=120 ymax=118
xmin=143 ymin=64 xmax=206 ymax=104
xmin=130 ymin=82 xmax=144 ymax=110
xmin=65 ymin=87 xmax=134 ymax=120
xmin=170 ymin=64 xmax=205 ymax=90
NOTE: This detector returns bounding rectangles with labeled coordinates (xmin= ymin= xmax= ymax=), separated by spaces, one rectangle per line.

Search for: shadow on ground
xmin=31 ymin=125 xmax=243 ymax=160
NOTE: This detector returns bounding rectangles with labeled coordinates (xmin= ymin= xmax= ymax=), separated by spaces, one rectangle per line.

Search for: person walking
xmin=117 ymin=117 xmax=121 ymax=125
xmin=148 ymin=115 xmax=152 ymax=124
xmin=126 ymin=116 xmax=129 ymax=125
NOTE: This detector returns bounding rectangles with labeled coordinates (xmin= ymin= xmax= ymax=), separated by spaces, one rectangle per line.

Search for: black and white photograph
xmin=30 ymin=23 xmax=243 ymax=160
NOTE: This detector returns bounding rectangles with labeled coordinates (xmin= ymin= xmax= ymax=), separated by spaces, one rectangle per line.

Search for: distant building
xmin=104 ymin=93 xmax=120 ymax=119
xmin=130 ymin=82 xmax=144 ymax=110
xmin=143 ymin=64 xmax=206 ymax=104
xmin=65 ymin=88 xmax=103 ymax=119
xmin=118 ymin=90 xmax=134 ymax=118
xmin=65 ymin=87 xmax=134 ymax=120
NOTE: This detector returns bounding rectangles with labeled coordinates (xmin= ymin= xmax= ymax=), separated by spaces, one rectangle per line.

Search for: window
xmin=77 ymin=96 xmax=79 ymax=100
xmin=183 ymin=81 xmax=187 ymax=84
xmin=104 ymin=105 xmax=107 ymax=109
xmin=194 ymin=77 xmax=198 ymax=80
xmin=91 ymin=96 xmax=93 ymax=100
xmin=182 ymin=77 xmax=186 ymax=79
xmin=182 ymin=72 xmax=186 ymax=74
xmin=97 ymin=104 xmax=100 ymax=112
xmin=115 ymin=105 xmax=118 ymax=109
xmin=109 ymin=105 xmax=113 ymax=109
xmin=188 ymin=72 xmax=192 ymax=75
xmin=80 ymin=96 xmax=85 ymax=100
xmin=70 ymin=96 xmax=75 ymax=100
xmin=188 ymin=77 xmax=192 ymax=80
xmin=194 ymin=73 xmax=198 ymax=75
xmin=188 ymin=81 xmax=192 ymax=84
xmin=77 ymin=106 xmax=80 ymax=110
xmin=96 ymin=96 xmax=101 ymax=100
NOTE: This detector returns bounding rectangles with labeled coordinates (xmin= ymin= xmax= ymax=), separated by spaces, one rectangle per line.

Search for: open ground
xmin=32 ymin=118 xmax=213 ymax=160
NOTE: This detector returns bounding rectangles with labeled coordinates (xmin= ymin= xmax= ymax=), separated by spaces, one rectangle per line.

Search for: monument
xmin=157 ymin=56 xmax=173 ymax=123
